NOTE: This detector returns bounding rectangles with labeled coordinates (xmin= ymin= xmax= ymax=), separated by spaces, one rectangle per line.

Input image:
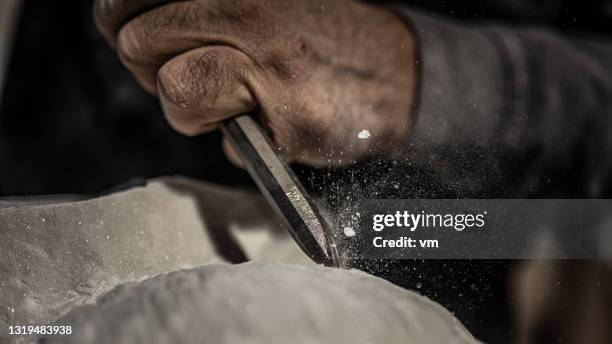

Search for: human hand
xmin=94 ymin=0 xmax=416 ymax=166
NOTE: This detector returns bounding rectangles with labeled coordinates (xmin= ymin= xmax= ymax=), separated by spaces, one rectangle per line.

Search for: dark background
xmin=1 ymin=1 xmax=611 ymax=342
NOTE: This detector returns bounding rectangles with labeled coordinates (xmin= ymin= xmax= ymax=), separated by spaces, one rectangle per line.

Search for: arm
xmin=396 ymin=9 xmax=612 ymax=197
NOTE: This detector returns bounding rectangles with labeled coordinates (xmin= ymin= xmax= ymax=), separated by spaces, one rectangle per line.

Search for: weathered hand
xmin=94 ymin=0 xmax=416 ymax=166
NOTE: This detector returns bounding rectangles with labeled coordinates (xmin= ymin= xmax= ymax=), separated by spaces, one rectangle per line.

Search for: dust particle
xmin=357 ymin=130 xmax=371 ymax=140
xmin=343 ymin=227 xmax=356 ymax=237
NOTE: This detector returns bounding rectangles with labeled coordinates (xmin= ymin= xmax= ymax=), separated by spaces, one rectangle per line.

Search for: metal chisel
xmin=221 ymin=115 xmax=339 ymax=267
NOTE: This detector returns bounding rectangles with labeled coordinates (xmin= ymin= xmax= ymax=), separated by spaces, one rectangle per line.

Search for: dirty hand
xmin=94 ymin=0 xmax=416 ymax=166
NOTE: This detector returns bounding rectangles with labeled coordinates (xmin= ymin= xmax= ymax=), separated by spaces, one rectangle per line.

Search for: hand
xmin=94 ymin=0 xmax=417 ymax=166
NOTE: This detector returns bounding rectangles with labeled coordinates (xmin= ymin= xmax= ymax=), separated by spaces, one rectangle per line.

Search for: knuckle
xmin=159 ymin=96 xmax=203 ymax=136
xmin=219 ymin=0 xmax=264 ymax=23
xmin=216 ymin=0 xmax=273 ymax=38
xmin=116 ymin=25 xmax=152 ymax=65
xmin=157 ymin=63 xmax=190 ymax=109
xmin=162 ymin=105 xmax=212 ymax=137
xmin=148 ymin=2 xmax=195 ymax=33
xmin=158 ymin=50 xmax=227 ymax=108
xmin=158 ymin=48 xmax=249 ymax=137
xmin=263 ymin=34 xmax=315 ymax=81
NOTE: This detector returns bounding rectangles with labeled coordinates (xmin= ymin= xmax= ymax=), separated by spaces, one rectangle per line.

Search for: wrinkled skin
xmin=94 ymin=0 xmax=416 ymax=166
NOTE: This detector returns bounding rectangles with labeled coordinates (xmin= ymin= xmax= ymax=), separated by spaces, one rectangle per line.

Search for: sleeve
xmin=392 ymin=8 xmax=612 ymax=198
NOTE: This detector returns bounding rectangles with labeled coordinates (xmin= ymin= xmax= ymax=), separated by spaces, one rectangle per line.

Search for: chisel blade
xmin=221 ymin=115 xmax=338 ymax=266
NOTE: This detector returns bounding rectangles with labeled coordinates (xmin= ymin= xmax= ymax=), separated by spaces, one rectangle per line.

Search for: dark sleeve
xmin=394 ymin=9 xmax=612 ymax=198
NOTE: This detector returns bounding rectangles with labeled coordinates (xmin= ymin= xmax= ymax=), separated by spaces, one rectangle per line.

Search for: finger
xmin=93 ymin=0 xmax=184 ymax=46
xmin=114 ymin=1 xmax=204 ymax=94
xmin=157 ymin=46 xmax=257 ymax=137
xmin=222 ymin=137 xmax=245 ymax=168
xmin=115 ymin=1 xmax=268 ymax=94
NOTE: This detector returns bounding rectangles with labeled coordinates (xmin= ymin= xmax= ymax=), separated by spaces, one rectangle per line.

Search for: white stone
xmin=53 ymin=263 xmax=477 ymax=344
xmin=0 ymin=177 xmax=307 ymax=326
xmin=1 ymin=177 xmax=476 ymax=343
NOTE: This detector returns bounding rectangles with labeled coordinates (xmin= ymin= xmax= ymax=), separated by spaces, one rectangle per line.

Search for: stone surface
xmin=0 ymin=177 xmax=307 ymax=328
xmin=0 ymin=177 xmax=476 ymax=343
xmin=50 ymin=263 xmax=477 ymax=344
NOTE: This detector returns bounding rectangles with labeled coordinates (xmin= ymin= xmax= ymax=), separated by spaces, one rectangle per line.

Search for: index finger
xmin=93 ymin=0 xmax=186 ymax=46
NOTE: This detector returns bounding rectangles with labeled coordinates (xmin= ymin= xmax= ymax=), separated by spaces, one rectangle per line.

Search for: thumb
xmin=222 ymin=136 xmax=246 ymax=169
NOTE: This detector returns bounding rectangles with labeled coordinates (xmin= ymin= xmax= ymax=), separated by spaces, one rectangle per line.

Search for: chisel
xmin=221 ymin=115 xmax=339 ymax=267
